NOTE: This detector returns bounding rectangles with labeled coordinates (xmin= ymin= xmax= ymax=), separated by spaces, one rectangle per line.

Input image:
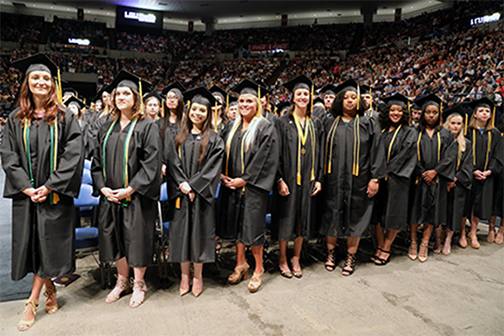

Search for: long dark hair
xmin=287 ymin=89 xmax=312 ymax=117
xmin=330 ymin=89 xmax=366 ymax=117
xmin=161 ymin=89 xmax=185 ymax=143
xmin=175 ymin=98 xmax=212 ymax=164
xmin=109 ymin=87 xmax=145 ymax=121
xmin=16 ymin=75 xmax=65 ymax=124
xmin=417 ymin=103 xmax=442 ymax=133
xmin=378 ymin=102 xmax=410 ymax=130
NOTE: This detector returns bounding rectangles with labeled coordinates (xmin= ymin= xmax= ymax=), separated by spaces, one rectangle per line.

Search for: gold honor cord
xmin=417 ymin=131 xmax=441 ymax=164
xmin=57 ymin=69 xmax=63 ymax=103
xmin=324 ymin=116 xmax=340 ymax=174
xmin=175 ymin=146 xmax=183 ymax=209
xmin=464 ymin=114 xmax=468 ymax=135
xmin=386 ymin=125 xmax=402 ymax=163
xmin=369 ymin=88 xmax=373 ymax=111
xmin=352 ymin=115 xmax=360 ymax=176
xmin=214 ymin=101 xmax=218 ymax=132
xmin=293 ymin=113 xmax=315 ymax=185
xmin=257 ymin=86 xmax=262 ymax=117
xmin=356 ymin=85 xmax=360 ymax=111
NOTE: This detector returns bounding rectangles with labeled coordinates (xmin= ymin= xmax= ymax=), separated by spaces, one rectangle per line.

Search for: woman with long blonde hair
xmin=219 ymin=79 xmax=279 ymax=293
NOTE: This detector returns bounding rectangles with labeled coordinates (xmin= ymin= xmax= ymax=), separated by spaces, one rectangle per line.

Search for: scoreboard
xmin=116 ymin=6 xmax=163 ymax=34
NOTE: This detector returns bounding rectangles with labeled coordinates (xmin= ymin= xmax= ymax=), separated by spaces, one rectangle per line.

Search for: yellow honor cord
xmin=293 ymin=113 xmax=314 ymax=185
xmin=57 ymin=69 xmax=63 ymax=103
xmin=214 ymin=101 xmax=218 ymax=132
xmin=464 ymin=114 xmax=468 ymax=135
xmin=356 ymin=84 xmax=360 ymax=111
xmin=225 ymin=121 xmax=241 ymax=176
xmin=352 ymin=115 xmax=360 ymax=176
xmin=484 ymin=131 xmax=491 ymax=171
xmin=324 ymin=116 xmax=340 ymax=174
xmin=437 ymin=132 xmax=441 ymax=162
xmin=257 ymin=86 xmax=262 ymax=117
xmin=387 ymin=125 xmax=402 ymax=163
xmin=369 ymin=88 xmax=373 ymax=111
xmin=416 ymin=130 xmax=441 ymax=163
xmin=175 ymin=197 xmax=181 ymax=209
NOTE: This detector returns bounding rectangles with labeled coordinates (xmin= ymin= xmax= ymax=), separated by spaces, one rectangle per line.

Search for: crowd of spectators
xmin=48 ymin=17 xmax=109 ymax=48
xmin=0 ymin=13 xmax=43 ymax=45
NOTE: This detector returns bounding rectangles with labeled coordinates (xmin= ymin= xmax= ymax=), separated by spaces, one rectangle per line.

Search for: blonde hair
xmin=226 ymin=94 xmax=265 ymax=153
xmin=444 ymin=114 xmax=466 ymax=151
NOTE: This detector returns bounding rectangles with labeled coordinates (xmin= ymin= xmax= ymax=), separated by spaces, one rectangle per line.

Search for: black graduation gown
xmin=320 ymin=115 xmax=387 ymax=238
xmin=272 ymin=114 xmax=324 ymax=241
xmin=493 ymin=132 xmax=504 ymax=217
xmin=409 ymin=127 xmax=457 ymax=227
xmin=1 ymin=108 xmax=84 ymax=281
xmin=446 ymin=139 xmax=473 ymax=232
xmin=312 ymin=106 xmax=326 ymax=121
xmin=165 ymin=132 xmax=224 ymax=263
xmin=156 ymin=117 xmax=181 ymax=142
xmin=464 ymin=128 xmax=502 ymax=220
xmin=88 ymin=111 xmax=110 ymax=159
xmin=371 ymin=126 xmax=417 ymax=231
xmin=218 ymin=118 xmax=279 ymax=246
xmin=77 ymin=117 xmax=91 ymax=159
xmin=91 ymin=117 xmax=162 ymax=268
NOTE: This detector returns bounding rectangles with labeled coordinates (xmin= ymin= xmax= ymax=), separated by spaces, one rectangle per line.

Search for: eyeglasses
xmin=166 ymin=95 xmax=179 ymax=101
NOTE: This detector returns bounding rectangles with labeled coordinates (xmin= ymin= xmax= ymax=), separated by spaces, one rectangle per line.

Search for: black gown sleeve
xmin=488 ymin=129 xmax=502 ymax=173
xmin=455 ymin=139 xmax=473 ymax=190
xmin=434 ymin=129 xmax=457 ymax=181
xmin=273 ymin=117 xmax=285 ymax=182
xmin=0 ymin=110 xmax=33 ymax=197
xmin=44 ymin=110 xmax=84 ymax=198
xmin=128 ymin=121 xmax=162 ymax=200
xmin=164 ymin=127 xmax=188 ymax=201
xmin=314 ymin=117 xmax=325 ymax=183
xmin=241 ymin=120 xmax=279 ymax=192
xmin=368 ymin=118 xmax=388 ymax=180
xmin=387 ymin=127 xmax=417 ymax=179
xmin=91 ymin=121 xmax=108 ymax=196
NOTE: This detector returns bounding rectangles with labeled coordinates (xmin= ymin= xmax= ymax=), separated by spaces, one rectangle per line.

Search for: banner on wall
xmin=395 ymin=8 xmax=402 ymax=22
xmin=281 ymin=14 xmax=288 ymax=27
xmin=249 ymin=43 xmax=289 ymax=51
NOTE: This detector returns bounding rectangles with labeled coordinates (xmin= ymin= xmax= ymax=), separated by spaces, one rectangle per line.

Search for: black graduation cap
xmin=209 ymin=85 xmax=228 ymax=104
xmin=11 ymin=53 xmax=58 ymax=77
xmin=414 ymin=94 xmax=443 ymax=109
xmin=162 ymin=81 xmax=186 ymax=96
xmin=232 ymin=79 xmax=267 ymax=97
xmin=468 ymin=97 xmax=495 ymax=111
xmin=64 ymin=96 xmax=85 ymax=110
xmin=63 ymin=87 xmax=77 ymax=97
xmin=283 ymin=75 xmax=313 ymax=93
xmin=320 ymin=84 xmax=337 ymax=96
xmin=143 ymin=90 xmax=162 ymax=104
xmin=255 ymin=80 xmax=271 ymax=95
xmin=228 ymin=95 xmax=238 ymax=106
xmin=313 ymin=97 xmax=324 ymax=105
xmin=183 ymin=87 xmax=217 ymax=107
xmin=360 ymin=85 xmax=373 ymax=95
xmin=91 ymin=85 xmax=109 ymax=103
xmin=382 ymin=93 xmax=411 ymax=107
xmin=334 ymin=79 xmax=359 ymax=95
xmin=107 ymin=69 xmax=152 ymax=94
xmin=276 ymin=101 xmax=291 ymax=113
xmin=442 ymin=104 xmax=469 ymax=121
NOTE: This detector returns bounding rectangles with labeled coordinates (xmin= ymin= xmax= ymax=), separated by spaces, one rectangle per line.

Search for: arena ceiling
xmin=4 ymin=1 xmax=443 ymax=20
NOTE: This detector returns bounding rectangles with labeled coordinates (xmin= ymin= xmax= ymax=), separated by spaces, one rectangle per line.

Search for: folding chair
xmin=155 ymin=182 xmax=171 ymax=281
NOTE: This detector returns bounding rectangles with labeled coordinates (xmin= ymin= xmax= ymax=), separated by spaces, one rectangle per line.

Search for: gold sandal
xmin=18 ymin=299 xmax=39 ymax=331
xmin=248 ymin=270 xmax=264 ymax=293
xmin=44 ymin=284 xmax=58 ymax=314
xmin=228 ymin=263 xmax=249 ymax=285
xmin=468 ymin=231 xmax=480 ymax=249
xmin=129 ymin=280 xmax=147 ymax=308
xmin=105 ymin=276 xmax=131 ymax=304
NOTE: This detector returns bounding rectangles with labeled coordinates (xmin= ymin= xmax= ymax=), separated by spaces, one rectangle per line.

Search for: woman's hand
xmin=23 ymin=188 xmax=36 ymax=198
xmin=179 ymin=182 xmax=192 ymax=194
xmin=367 ymin=180 xmax=379 ymax=198
xmin=422 ymin=170 xmax=437 ymax=184
xmin=311 ymin=181 xmax=322 ymax=196
xmin=101 ymin=187 xmax=119 ymax=204
xmin=112 ymin=187 xmax=135 ymax=201
xmin=226 ymin=178 xmax=246 ymax=190
xmin=189 ymin=191 xmax=196 ymax=202
xmin=278 ymin=180 xmax=290 ymax=196
xmin=161 ymin=164 xmax=166 ymax=176
xmin=32 ymin=186 xmax=51 ymax=203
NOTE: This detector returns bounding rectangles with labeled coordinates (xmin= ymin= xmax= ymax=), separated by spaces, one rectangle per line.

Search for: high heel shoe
xmin=495 ymin=227 xmax=504 ymax=245
xmin=459 ymin=233 xmax=468 ymax=248
xmin=179 ymin=285 xmax=190 ymax=296
xmin=487 ymin=228 xmax=496 ymax=243
xmin=433 ymin=237 xmax=442 ymax=254
xmin=442 ymin=235 xmax=452 ymax=255
xmin=408 ymin=240 xmax=418 ymax=261
xmin=105 ymin=276 xmax=131 ymax=304
xmin=342 ymin=253 xmax=356 ymax=276
xmin=44 ymin=284 xmax=58 ymax=314
xmin=373 ymin=249 xmax=391 ymax=266
xmin=129 ymin=280 xmax=147 ymax=308
xmin=418 ymin=239 xmax=429 ymax=262
xmin=248 ymin=270 xmax=264 ymax=293
xmin=325 ymin=249 xmax=336 ymax=272
xmin=18 ymin=299 xmax=39 ymax=331
xmin=468 ymin=231 xmax=480 ymax=249
xmin=228 ymin=263 xmax=249 ymax=285
xmin=192 ymin=277 xmax=203 ymax=297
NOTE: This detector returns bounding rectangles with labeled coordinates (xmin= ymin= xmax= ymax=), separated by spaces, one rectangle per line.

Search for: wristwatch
xmin=371 ymin=178 xmax=380 ymax=183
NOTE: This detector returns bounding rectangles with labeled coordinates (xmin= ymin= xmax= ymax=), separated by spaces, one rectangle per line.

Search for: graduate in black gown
xmin=65 ymin=96 xmax=90 ymax=158
xmin=88 ymin=85 xmax=112 ymax=159
xmin=91 ymin=70 xmax=162 ymax=308
xmin=273 ymin=75 xmax=323 ymax=279
xmin=258 ymin=81 xmax=279 ymax=123
xmin=164 ymin=87 xmax=224 ymax=297
xmin=158 ymin=81 xmax=186 ymax=143
xmin=143 ymin=90 xmax=162 ymax=122
xmin=463 ymin=97 xmax=502 ymax=248
xmin=1 ymin=54 xmax=84 ymax=331
xmin=371 ymin=94 xmax=417 ymax=265
xmin=440 ymin=106 xmax=473 ymax=254
xmin=320 ymin=79 xmax=387 ymax=276
xmin=220 ymin=79 xmax=279 ymax=293
xmin=320 ymin=84 xmax=336 ymax=115
xmin=209 ymin=85 xmax=230 ymax=135
xmin=408 ymin=94 xmax=457 ymax=262
xmin=361 ymin=85 xmax=378 ymax=119
xmin=489 ymin=113 xmax=504 ymax=244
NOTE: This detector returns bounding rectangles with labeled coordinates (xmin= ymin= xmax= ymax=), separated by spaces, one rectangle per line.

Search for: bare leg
xmin=250 ymin=245 xmax=264 ymax=274
xmin=442 ymin=229 xmax=453 ymax=255
xmin=278 ymin=241 xmax=291 ymax=273
xmin=373 ymin=224 xmax=385 ymax=260
xmin=496 ymin=218 xmax=504 ymax=244
xmin=433 ymin=226 xmax=442 ymax=253
xmin=468 ymin=209 xmax=480 ymax=248
xmin=179 ymin=262 xmax=191 ymax=294
xmin=192 ymin=263 xmax=203 ymax=296
xmin=459 ymin=216 xmax=468 ymax=247
xmin=376 ymin=229 xmax=398 ymax=263
xmin=43 ymin=278 xmax=57 ymax=314
xmin=409 ymin=224 xmax=419 ymax=260
xmin=129 ymin=266 xmax=147 ymax=308
xmin=342 ymin=237 xmax=360 ymax=275
xmin=291 ymin=237 xmax=304 ymax=273
xmin=419 ymin=224 xmax=433 ymax=262
xmin=236 ymin=242 xmax=247 ymax=268
xmin=325 ymin=236 xmax=337 ymax=270
xmin=108 ymin=257 xmax=130 ymax=298
xmin=18 ymin=275 xmax=45 ymax=330
xmin=487 ymin=216 xmax=496 ymax=243
xmin=228 ymin=242 xmax=250 ymax=284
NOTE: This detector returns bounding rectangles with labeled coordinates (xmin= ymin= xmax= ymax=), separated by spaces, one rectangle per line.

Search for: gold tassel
xmin=176 ymin=197 xmax=180 ymax=209
xmin=57 ymin=69 xmax=63 ymax=103
xmin=492 ymin=105 xmax=496 ymax=128
xmin=439 ymin=101 xmax=443 ymax=125
xmin=311 ymin=169 xmax=315 ymax=181
xmin=138 ymin=79 xmax=144 ymax=114
xmin=369 ymin=87 xmax=373 ymax=111
xmin=356 ymin=84 xmax=360 ymax=111
xmin=161 ymin=99 xmax=165 ymax=118
xmin=53 ymin=193 xmax=59 ymax=203
xmin=214 ymin=101 xmax=218 ymax=132
xmin=257 ymin=86 xmax=262 ymax=117
xmin=464 ymin=114 xmax=468 ymax=135
xmin=310 ymin=84 xmax=314 ymax=116
xmin=226 ymin=94 xmax=229 ymax=118
xmin=297 ymin=173 xmax=301 ymax=185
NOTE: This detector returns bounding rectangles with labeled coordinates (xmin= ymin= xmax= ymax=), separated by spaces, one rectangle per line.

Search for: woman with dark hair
xmin=91 ymin=70 xmax=162 ymax=308
xmin=143 ymin=90 xmax=162 ymax=122
xmin=273 ymin=75 xmax=323 ymax=279
xmin=164 ymin=87 xmax=224 ymax=297
xmin=220 ymin=79 xmax=279 ymax=293
xmin=371 ymin=94 xmax=417 ymax=265
xmin=462 ymin=98 xmax=502 ymax=248
xmin=320 ymin=79 xmax=387 ymax=276
xmin=408 ymin=94 xmax=457 ymax=262
xmin=441 ymin=106 xmax=473 ymax=254
xmin=65 ymin=96 xmax=90 ymax=158
xmin=209 ymin=85 xmax=230 ymax=134
xmin=1 ymin=54 xmax=83 ymax=331
xmin=159 ymin=81 xmax=186 ymax=143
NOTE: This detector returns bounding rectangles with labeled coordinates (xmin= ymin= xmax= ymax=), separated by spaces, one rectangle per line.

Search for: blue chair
xmin=82 ymin=168 xmax=92 ymax=185
xmin=159 ymin=182 xmax=170 ymax=236
xmin=155 ymin=182 xmax=171 ymax=280
xmin=84 ymin=159 xmax=92 ymax=170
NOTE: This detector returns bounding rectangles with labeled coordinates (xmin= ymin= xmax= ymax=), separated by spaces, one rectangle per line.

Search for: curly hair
xmin=378 ymin=101 xmax=411 ymax=130
xmin=330 ymin=89 xmax=366 ymax=117
xmin=109 ymin=87 xmax=145 ymax=121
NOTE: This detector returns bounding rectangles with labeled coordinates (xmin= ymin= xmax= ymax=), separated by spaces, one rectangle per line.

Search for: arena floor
xmin=0 ymin=170 xmax=503 ymax=336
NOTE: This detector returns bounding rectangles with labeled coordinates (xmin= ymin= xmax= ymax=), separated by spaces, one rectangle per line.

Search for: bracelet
xmin=371 ymin=178 xmax=380 ymax=183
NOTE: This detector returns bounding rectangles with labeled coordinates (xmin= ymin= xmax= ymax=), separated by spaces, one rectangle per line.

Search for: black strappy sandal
xmin=325 ymin=249 xmax=336 ymax=272
xmin=342 ymin=253 xmax=356 ymax=276
xmin=373 ymin=249 xmax=391 ymax=266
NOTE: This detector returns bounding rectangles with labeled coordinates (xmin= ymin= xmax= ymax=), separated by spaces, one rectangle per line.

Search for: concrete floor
xmin=0 ymin=231 xmax=503 ymax=336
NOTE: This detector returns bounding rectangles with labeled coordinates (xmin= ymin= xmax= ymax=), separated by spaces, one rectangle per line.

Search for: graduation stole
xmin=23 ymin=118 xmax=59 ymax=204
xmin=383 ymin=125 xmax=402 ymax=163
xmin=472 ymin=128 xmax=491 ymax=171
xmin=416 ymin=130 xmax=441 ymax=184
xmin=102 ymin=117 xmax=138 ymax=207
xmin=292 ymin=113 xmax=315 ymax=185
xmin=324 ymin=115 xmax=361 ymax=176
